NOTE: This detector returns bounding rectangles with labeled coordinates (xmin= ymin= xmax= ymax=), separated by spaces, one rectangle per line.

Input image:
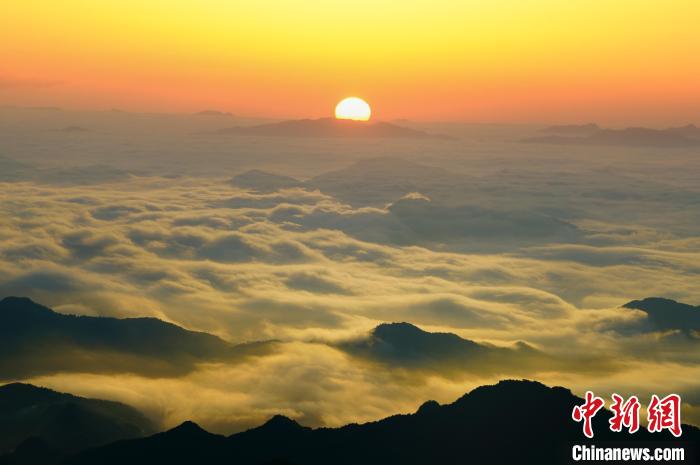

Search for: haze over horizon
xmin=3 ymin=1 xmax=700 ymax=125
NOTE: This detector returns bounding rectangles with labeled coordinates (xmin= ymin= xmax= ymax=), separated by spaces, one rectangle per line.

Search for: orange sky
xmin=2 ymin=0 xmax=699 ymax=124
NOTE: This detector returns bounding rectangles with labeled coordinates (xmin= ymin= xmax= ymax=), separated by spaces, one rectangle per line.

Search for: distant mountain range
xmin=0 ymin=296 xmax=274 ymax=379
xmin=0 ymin=383 xmax=154 ymax=464
xmin=525 ymin=124 xmax=700 ymax=147
xmin=0 ymin=296 xmax=556 ymax=380
xmin=61 ymin=379 xmax=699 ymax=465
xmin=1 ymin=296 xmax=700 ymax=463
xmin=210 ymin=117 xmax=451 ymax=139
xmin=4 ymin=295 xmax=696 ymax=381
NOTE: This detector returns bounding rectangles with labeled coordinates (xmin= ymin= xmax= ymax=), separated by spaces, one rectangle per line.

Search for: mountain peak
xmin=167 ymin=421 xmax=209 ymax=437
xmin=454 ymin=379 xmax=571 ymax=407
xmin=260 ymin=415 xmax=302 ymax=432
xmin=0 ymin=382 xmax=53 ymax=394
xmin=416 ymin=400 xmax=440 ymax=415
xmin=622 ymin=297 xmax=700 ymax=332
xmin=0 ymin=381 xmax=36 ymax=390
xmin=0 ymin=296 xmax=55 ymax=317
xmin=336 ymin=321 xmax=502 ymax=372
xmin=0 ymin=382 xmax=70 ymax=409
xmin=0 ymin=296 xmax=39 ymax=307
xmin=623 ymin=297 xmax=685 ymax=308
xmin=371 ymin=322 xmax=469 ymax=347
xmin=373 ymin=322 xmax=424 ymax=336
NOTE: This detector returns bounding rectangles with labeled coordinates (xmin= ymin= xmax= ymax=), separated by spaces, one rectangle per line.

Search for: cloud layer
xmin=2 ymin=110 xmax=700 ymax=432
xmin=2 ymin=170 xmax=700 ymax=432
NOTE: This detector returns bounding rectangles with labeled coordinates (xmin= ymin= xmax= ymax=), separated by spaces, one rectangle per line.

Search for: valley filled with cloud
xmin=2 ymin=107 xmax=700 ymax=433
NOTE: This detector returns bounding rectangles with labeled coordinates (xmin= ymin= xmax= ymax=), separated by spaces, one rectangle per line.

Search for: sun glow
xmin=335 ymin=97 xmax=371 ymax=121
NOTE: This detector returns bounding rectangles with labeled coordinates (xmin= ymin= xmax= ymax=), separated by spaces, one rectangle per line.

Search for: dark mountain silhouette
xmin=63 ymin=380 xmax=699 ymax=465
xmin=624 ymin=297 xmax=700 ymax=334
xmin=524 ymin=126 xmax=700 ymax=147
xmin=340 ymin=322 xmax=526 ymax=365
xmin=230 ymin=170 xmax=303 ymax=192
xmin=211 ymin=117 xmax=450 ymax=139
xmin=341 ymin=322 xmax=491 ymax=363
xmin=58 ymin=420 xmax=227 ymax=465
xmin=540 ymin=123 xmax=600 ymax=135
xmin=338 ymin=322 xmax=594 ymax=376
xmin=0 ymin=297 xmax=274 ymax=379
xmin=0 ymin=383 xmax=154 ymax=463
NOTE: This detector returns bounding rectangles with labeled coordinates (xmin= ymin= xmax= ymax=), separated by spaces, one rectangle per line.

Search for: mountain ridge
xmin=0 ymin=296 xmax=274 ymax=379
xmin=62 ymin=379 xmax=700 ymax=465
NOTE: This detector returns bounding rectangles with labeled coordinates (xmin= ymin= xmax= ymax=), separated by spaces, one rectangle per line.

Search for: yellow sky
xmin=2 ymin=0 xmax=699 ymax=123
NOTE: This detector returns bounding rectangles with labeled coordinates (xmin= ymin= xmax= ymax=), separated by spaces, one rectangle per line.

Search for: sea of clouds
xmin=2 ymin=107 xmax=700 ymax=432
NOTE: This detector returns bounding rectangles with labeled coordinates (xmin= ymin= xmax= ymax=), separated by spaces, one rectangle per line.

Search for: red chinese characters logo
xmin=572 ymin=391 xmax=605 ymax=438
xmin=648 ymin=394 xmax=682 ymax=437
xmin=571 ymin=392 xmax=682 ymax=438
xmin=571 ymin=391 xmax=605 ymax=438
xmin=609 ymin=393 xmax=640 ymax=434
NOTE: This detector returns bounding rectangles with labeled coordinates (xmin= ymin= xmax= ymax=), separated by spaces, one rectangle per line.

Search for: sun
xmin=335 ymin=97 xmax=371 ymax=121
